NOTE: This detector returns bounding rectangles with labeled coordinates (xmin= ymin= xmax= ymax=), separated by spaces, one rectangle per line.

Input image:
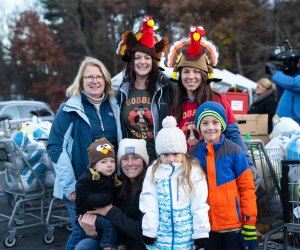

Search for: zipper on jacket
xmin=176 ymin=178 xmax=179 ymax=202
xmin=95 ymin=105 xmax=105 ymax=131
xmin=168 ymin=163 xmax=175 ymax=250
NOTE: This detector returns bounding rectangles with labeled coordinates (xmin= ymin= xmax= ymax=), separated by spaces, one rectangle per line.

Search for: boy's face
xmin=94 ymin=157 xmax=116 ymax=176
xmin=161 ymin=153 xmax=183 ymax=164
xmin=200 ymin=116 xmax=222 ymax=143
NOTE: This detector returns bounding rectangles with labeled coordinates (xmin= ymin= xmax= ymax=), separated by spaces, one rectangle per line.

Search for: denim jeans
xmin=75 ymin=238 xmax=100 ymax=250
xmin=65 ymin=200 xmax=87 ymax=250
xmin=95 ymin=216 xmax=117 ymax=248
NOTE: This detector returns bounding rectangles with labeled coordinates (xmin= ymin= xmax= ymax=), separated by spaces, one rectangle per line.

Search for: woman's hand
xmin=87 ymin=204 xmax=113 ymax=216
xmin=67 ymin=191 xmax=76 ymax=203
xmin=78 ymin=213 xmax=97 ymax=237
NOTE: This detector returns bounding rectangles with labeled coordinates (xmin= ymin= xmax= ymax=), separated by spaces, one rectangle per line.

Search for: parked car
xmin=0 ymin=100 xmax=54 ymax=131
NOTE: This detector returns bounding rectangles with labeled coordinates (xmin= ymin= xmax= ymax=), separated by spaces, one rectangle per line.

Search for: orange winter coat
xmin=191 ymin=135 xmax=257 ymax=231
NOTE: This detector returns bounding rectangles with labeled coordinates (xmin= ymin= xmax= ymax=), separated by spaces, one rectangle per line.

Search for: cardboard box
xmin=234 ymin=114 xmax=268 ymax=135
xmin=224 ymin=92 xmax=249 ymax=114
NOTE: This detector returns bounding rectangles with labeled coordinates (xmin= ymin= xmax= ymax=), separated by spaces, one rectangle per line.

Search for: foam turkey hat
xmin=166 ymin=25 xmax=221 ymax=84
xmin=116 ymin=16 xmax=168 ymax=62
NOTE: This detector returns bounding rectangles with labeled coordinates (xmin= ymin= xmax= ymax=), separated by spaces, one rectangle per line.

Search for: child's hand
xmin=240 ymin=224 xmax=258 ymax=249
xmin=142 ymin=235 xmax=156 ymax=245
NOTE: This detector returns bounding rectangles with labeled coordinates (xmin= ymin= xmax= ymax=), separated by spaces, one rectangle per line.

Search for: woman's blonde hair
xmin=66 ymin=56 xmax=113 ymax=97
xmin=151 ymin=154 xmax=204 ymax=197
xmin=257 ymin=78 xmax=275 ymax=90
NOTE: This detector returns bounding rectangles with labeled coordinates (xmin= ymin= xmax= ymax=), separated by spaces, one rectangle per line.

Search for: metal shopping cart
xmin=38 ymin=139 xmax=71 ymax=245
xmin=43 ymin=197 xmax=72 ymax=244
xmin=262 ymin=160 xmax=300 ymax=250
xmin=245 ymin=139 xmax=284 ymax=230
xmin=0 ymin=138 xmax=70 ymax=248
xmin=0 ymin=139 xmax=49 ymax=247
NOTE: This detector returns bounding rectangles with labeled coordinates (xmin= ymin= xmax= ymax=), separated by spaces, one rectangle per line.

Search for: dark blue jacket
xmin=47 ymin=93 xmax=121 ymax=199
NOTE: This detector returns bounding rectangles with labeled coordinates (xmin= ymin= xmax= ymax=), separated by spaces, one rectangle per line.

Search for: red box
xmin=224 ymin=92 xmax=248 ymax=114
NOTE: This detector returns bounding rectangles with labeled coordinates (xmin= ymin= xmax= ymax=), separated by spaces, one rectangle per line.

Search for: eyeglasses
xmin=83 ymin=75 xmax=104 ymax=83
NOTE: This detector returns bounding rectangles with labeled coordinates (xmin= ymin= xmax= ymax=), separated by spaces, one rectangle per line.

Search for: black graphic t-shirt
xmin=122 ymin=87 xmax=156 ymax=162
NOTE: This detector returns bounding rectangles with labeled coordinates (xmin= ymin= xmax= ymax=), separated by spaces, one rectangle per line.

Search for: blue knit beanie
xmin=195 ymin=101 xmax=227 ymax=132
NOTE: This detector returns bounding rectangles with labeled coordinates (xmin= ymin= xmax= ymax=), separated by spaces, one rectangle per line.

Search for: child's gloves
xmin=240 ymin=224 xmax=258 ymax=249
xmin=142 ymin=235 xmax=156 ymax=246
xmin=194 ymin=238 xmax=209 ymax=249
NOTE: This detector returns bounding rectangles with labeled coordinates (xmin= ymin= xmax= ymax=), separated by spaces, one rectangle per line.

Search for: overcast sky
xmin=0 ymin=0 xmax=42 ymax=45
xmin=0 ymin=0 xmax=39 ymax=14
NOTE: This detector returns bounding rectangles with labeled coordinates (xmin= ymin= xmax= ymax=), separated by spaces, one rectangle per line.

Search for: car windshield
xmin=0 ymin=103 xmax=53 ymax=120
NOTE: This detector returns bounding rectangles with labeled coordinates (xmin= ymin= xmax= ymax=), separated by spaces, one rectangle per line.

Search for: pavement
xmin=0 ymin=191 xmax=70 ymax=250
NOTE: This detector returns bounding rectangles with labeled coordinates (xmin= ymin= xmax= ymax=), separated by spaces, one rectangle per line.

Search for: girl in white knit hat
xmin=139 ymin=116 xmax=210 ymax=250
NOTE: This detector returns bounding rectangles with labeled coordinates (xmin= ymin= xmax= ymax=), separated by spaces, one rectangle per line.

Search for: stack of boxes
xmin=234 ymin=114 xmax=269 ymax=145
xmin=225 ymin=92 xmax=269 ymax=145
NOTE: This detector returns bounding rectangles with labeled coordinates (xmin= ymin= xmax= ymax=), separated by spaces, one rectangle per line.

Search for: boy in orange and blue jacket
xmin=190 ymin=101 xmax=258 ymax=250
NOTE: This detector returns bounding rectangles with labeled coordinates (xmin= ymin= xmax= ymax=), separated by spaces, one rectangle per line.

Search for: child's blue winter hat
xmin=195 ymin=101 xmax=227 ymax=132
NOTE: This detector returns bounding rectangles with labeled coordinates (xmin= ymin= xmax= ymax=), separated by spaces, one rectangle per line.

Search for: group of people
xmin=47 ymin=17 xmax=262 ymax=250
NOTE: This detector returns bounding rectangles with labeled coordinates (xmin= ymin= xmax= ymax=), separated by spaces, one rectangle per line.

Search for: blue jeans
xmin=207 ymin=230 xmax=244 ymax=250
xmin=95 ymin=216 xmax=117 ymax=248
xmin=75 ymin=238 xmax=100 ymax=250
xmin=65 ymin=200 xmax=87 ymax=250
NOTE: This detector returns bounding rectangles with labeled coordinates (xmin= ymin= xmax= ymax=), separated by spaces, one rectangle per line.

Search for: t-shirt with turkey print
xmin=122 ymin=87 xmax=156 ymax=161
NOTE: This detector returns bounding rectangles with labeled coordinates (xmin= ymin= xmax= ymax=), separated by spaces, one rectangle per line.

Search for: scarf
xmin=81 ymin=90 xmax=106 ymax=109
xmin=252 ymin=89 xmax=274 ymax=104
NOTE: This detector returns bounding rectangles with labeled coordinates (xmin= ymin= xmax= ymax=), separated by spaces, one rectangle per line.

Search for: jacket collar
xmin=200 ymin=134 xmax=225 ymax=152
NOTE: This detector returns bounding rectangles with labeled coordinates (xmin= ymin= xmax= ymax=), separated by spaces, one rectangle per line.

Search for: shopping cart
xmin=245 ymin=139 xmax=284 ymax=230
xmin=43 ymin=197 xmax=71 ymax=245
xmin=262 ymin=160 xmax=300 ymax=250
xmin=0 ymin=139 xmax=49 ymax=247
xmin=0 ymin=138 xmax=70 ymax=247
xmin=39 ymin=139 xmax=71 ymax=245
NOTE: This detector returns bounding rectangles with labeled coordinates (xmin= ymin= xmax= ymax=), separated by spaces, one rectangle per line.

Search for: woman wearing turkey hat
xmin=168 ymin=25 xmax=260 ymax=188
xmin=115 ymin=16 xmax=176 ymax=164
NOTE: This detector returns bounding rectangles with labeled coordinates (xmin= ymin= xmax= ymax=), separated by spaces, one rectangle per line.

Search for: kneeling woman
xmin=75 ymin=138 xmax=149 ymax=250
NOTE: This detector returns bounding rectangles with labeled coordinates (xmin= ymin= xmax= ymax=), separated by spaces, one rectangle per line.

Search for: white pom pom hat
xmin=155 ymin=116 xmax=187 ymax=155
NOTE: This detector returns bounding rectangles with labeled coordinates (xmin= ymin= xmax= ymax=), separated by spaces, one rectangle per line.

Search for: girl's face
xmin=94 ymin=157 xmax=116 ymax=176
xmin=160 ymin=153 xmax=183 ymax=164
xmin=82 ymin=65 xmax=105 ymax=98
xmin=121 ymin=154 xmax=144 ymax=182
xmin=134 ymin=51 xmax=152 ymax=78
xmin=200 ymin=116 xmax=222 ymax=143
xmin=181 ymin=67 xmax=202 ymax=98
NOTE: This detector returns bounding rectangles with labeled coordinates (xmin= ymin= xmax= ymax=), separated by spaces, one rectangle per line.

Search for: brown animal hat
xmin=87 ymin=138 xmax=115 ymax=168
xmin=116 ymin=16 xmax=168 ymax=62
xmin=166 ymin=25 xmax=219 ymax=82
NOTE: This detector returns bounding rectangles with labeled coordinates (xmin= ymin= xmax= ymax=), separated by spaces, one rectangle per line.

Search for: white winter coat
xmin=139 ymin=162 xmax=210 ymax=249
